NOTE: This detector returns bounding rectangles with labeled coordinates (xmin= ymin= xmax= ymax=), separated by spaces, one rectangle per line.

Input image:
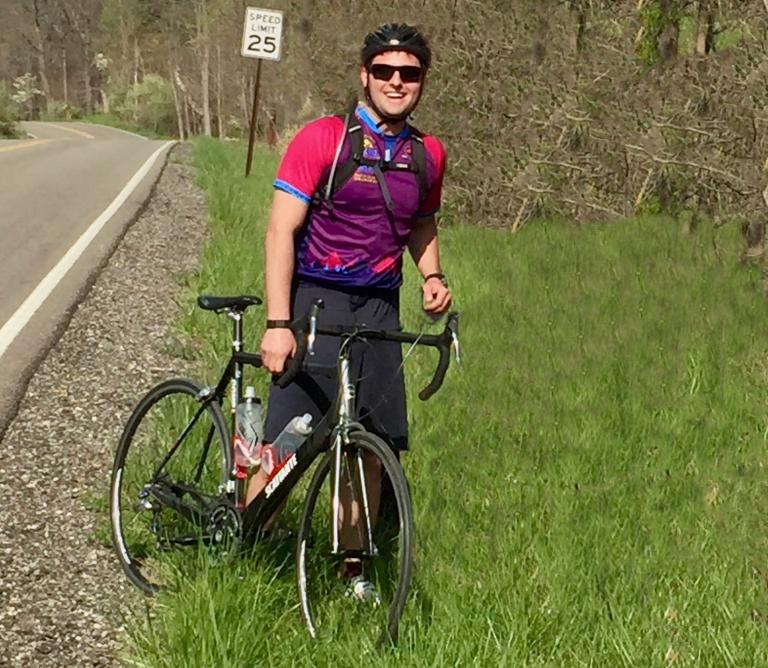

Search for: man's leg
xmin=339 ymin=450 xmax=382 ymax=551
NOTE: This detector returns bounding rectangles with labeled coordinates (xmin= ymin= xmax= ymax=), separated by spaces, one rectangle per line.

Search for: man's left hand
xmin=422 ymin=277 xmax=452 ymax=316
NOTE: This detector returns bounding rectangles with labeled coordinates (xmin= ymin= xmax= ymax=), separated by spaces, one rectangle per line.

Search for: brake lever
xmin=448 ymin=312 xmax=461 ymax=367
xmin=307 ymin=299 xmax=324 ymax=356
xmin=309 ymin=312 xmax=318 ymax=355
xmin=451 ymin=330 xmax=461 ymax=367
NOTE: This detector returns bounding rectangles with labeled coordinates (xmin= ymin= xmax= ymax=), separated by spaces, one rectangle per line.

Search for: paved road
xmin=0 ymin=121 xmax=173 ymax=437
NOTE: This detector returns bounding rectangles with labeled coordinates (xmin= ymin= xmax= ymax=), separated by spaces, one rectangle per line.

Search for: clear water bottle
xmin=233 ymin=386 xmax=263 ymax=469
xmin=261 ymin=413 xmax=313 ymax=476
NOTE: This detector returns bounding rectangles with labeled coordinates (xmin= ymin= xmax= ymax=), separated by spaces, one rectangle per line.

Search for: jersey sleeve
xmin=273 ymin=116 xmax=344 ymax=203
xmin=420 ymin=136 xmax=446 ymax=217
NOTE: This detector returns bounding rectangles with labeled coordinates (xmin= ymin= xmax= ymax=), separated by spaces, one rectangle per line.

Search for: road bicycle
xmin=110 ymin=293 xmax=460 ymax=646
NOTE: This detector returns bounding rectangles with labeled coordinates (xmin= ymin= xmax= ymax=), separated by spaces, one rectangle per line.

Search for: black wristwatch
xmin=266 ymin=319 xmax=292 ymax=329
xmin=423 ymin=272 xmax=448 ymax=288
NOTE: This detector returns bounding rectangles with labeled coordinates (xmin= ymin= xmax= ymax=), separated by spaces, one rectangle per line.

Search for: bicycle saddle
xmin=197 ymin=294 xmax=263 ymax=312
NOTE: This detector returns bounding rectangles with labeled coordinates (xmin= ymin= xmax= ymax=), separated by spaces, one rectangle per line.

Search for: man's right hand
xmin=260 ymin=328 xmax=296 ymax=375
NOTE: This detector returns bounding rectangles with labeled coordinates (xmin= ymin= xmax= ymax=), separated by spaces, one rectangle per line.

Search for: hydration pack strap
xmin=315 ymin=107 xmax=428 ymax=209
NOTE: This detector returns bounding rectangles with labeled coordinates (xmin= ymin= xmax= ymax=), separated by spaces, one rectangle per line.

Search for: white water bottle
xmin=262 ymin=413 xmax=313 ymax=474
xmin=233 ymin=386 xmax=263 ymax=468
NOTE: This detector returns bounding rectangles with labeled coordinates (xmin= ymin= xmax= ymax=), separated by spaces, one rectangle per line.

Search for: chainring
xmin=204 ymin=499 xmax=243 ymax=558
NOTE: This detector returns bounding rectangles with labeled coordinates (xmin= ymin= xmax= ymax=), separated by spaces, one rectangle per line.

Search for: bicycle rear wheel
xmin=296 ymin=430 xmax=413 ymax=647
xmin=110 ymin=378 xmax=231 ymax=594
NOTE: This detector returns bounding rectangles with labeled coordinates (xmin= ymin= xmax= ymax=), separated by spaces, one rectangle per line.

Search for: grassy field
xmin=117 ymin=136 xmax=768 ymax=667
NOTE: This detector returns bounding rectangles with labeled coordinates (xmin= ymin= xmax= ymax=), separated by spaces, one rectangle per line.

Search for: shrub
xmin=116 ymin=74 xmax=177 ymax=136
xmin=0 ymin=82 xmax=20 ymax=138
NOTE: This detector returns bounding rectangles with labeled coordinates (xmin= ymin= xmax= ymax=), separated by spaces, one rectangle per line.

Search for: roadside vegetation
xmin=0 ymin=82 xmax=21 ymax=139
xmin=110 ymin=137 xmax=768 ymax=667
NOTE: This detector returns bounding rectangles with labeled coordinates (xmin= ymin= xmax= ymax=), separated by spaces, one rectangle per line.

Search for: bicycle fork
xmin=331 ymin=356 xmax=375 ymax=556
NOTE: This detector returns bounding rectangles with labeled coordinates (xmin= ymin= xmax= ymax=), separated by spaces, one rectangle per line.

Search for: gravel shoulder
xmin=0 ymin=143 xmax=208 ymax=667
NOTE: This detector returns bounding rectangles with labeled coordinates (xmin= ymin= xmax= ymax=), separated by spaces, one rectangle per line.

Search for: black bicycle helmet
xmin=361 ymin=22 xmax=432 ymax=70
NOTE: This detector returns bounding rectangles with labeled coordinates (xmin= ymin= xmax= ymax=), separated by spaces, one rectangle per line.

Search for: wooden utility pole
xmin=245 ymin=60 xmax=263 ymax=177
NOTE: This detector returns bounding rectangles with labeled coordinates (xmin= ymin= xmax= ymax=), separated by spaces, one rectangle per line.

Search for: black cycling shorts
xmin=263 ymin=280 xmax=408 ymax=451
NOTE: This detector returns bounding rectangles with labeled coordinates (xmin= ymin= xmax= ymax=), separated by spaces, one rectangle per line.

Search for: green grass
xmin=80 ymin=113 xmax=173 ymax=140
xmin=117 ymin=136 xmax=768 ymax=667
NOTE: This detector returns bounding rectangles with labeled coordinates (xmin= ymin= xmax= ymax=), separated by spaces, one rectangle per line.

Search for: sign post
xmin=241 ymin=7 xmax=283 ymax=177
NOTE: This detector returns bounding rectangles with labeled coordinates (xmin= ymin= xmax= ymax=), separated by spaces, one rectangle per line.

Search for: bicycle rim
xmin=110 ymin=378 xmax=231 ymax=594
xmin=296 ymin=430 xmax=413 ymax=647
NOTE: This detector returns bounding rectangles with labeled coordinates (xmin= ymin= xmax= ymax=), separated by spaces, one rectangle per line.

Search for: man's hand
xmin=260 ymin=328 xmax=296 ymax=375
xmin=422 ymin=277 xmax=452 ymax=316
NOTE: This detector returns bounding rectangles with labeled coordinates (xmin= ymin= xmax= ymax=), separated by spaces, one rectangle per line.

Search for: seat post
xmin=227 ymin=309 xmax=244 ymax=418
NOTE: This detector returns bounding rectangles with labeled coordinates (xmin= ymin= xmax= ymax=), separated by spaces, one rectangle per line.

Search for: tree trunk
xmin=198 ymin=0 xmax=212 ymax=137
xmin=32 ymin=0 xmax=51 ymax=114
xmin=216 ymin=40 xmax=225 ymax=139
xmin=171 ymin=64 xmax=186 ymax=141
xmin=84 ymin=44 xmax=93 ymax=115
xmin=119 ymin=9 xmax=129 ymax=82
xmin=240 ymin=74 xmax=250 ymax=132
xmin=133 ymin=36 xmax=140 ymax=84
xmin=694 ymin=1 xmax=716 ymax=55
xmin=568 ymin=1 xmax=587 ymax=57
xmin=657 ymin=0 xmax=680 ymax=61
xmin=62 ymin=49 xmax=68 ymax=105
xmin=183 ymin=90 xmax=191 ymax=138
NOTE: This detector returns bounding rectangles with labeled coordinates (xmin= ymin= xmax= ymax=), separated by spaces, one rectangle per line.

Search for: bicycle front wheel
xmin=296 ymin=430 xmax=414 ymax=647
xmin=110 ymin=378 xmax=231 ymax=594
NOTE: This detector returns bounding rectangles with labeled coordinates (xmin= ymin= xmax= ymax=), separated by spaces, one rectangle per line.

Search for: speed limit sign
xmin=241 ymin=8 xmax=283 ymax=61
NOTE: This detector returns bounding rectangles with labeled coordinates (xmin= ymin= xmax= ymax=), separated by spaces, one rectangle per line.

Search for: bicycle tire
xmin=295 ymin=430 xmax=413 ymax=647
xmin=110 ymin=378 xmax=231 ymax=594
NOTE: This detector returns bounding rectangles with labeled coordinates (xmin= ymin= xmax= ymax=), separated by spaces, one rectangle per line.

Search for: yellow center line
xmin=49 ymin=123 xmax=94 ymax=139
xmin=0 ymin=139 xmax=53 ymax=154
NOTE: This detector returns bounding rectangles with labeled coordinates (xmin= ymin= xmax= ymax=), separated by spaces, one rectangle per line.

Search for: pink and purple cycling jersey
xmin=274 ymin=105 xmax=446 ymax=290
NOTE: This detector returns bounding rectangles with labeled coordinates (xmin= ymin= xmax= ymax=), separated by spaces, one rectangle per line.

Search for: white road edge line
xmin=0 ymin=140 xmax=175 ymax=362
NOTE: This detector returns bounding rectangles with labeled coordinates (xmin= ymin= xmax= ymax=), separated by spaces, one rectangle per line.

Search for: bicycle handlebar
xmin=275 ymin=299 xmax=460 ymax=401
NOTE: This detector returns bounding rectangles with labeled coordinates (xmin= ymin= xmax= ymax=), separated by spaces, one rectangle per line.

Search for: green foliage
xmin=41 ymin=100 xmax=84 ymax=121
xmin=0 ymin=81 xmax=20 ymax=138
xmin=116 ymin=74 xmax=177 ymax=137
xmin=113 ymin=139 xmax=768 ymax=667
xmin=636 ymin=1 xmax=665 ymax=64
xmin=82 ymin=112 xmax=170 ymax=139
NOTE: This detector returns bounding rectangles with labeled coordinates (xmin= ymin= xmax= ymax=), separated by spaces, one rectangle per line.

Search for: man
xmin=250 ymin=22 xmax=452 ymax=593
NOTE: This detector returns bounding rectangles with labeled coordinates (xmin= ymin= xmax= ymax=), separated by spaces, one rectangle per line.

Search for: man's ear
xmin=359 ymin=65 xmax=369 ymax=89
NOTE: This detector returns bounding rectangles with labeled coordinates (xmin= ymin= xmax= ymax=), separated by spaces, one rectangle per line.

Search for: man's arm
xmin=260 ymin=190 xmax=309 ymax=373
xmin=264 ymin=190 xmax=309 ymax=319
xmin=408 ymin=214 xmax=452 ymax=315
xmin=407 ymin=214 xmax=441 ymax=277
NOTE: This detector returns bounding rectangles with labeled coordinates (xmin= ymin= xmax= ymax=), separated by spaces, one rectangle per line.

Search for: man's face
xmin=360 ymin=50 xmax=423 ymax=121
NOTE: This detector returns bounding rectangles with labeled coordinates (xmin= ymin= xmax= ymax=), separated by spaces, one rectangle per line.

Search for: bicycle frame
xmin=226 ymin=334 xmax=371 ymax=546
xmin=142 ymin=300 xmax=457 ymax=550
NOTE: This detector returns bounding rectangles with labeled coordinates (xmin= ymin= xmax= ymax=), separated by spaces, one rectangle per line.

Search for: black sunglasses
xmin=368 ymin=64 xmax=423 ymax=84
